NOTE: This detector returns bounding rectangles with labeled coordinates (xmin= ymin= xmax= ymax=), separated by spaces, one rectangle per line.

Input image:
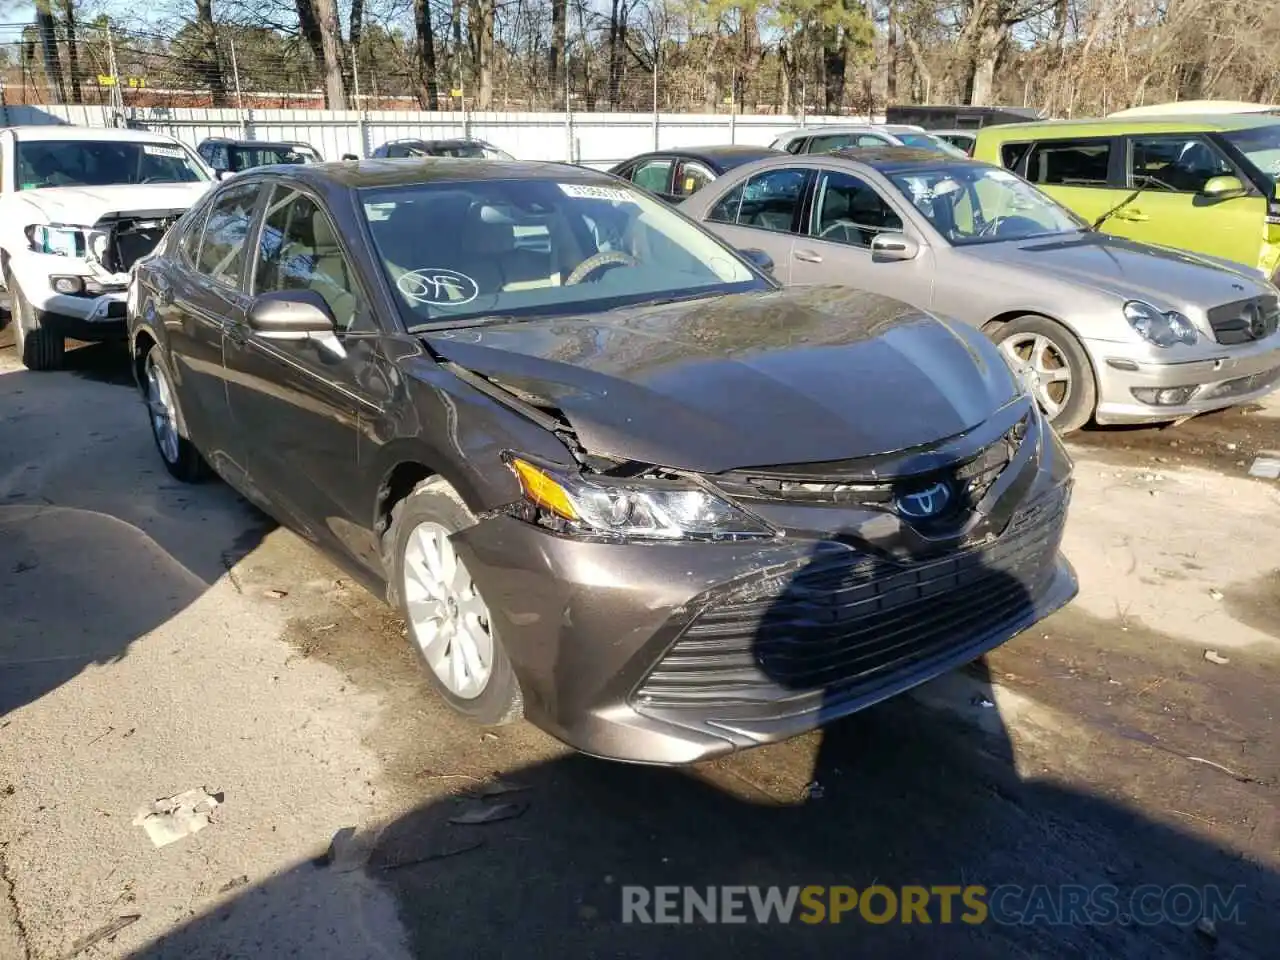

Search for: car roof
xmin=203 ymin=138 xmax=315 ymax=149
xmin=623 ymin=144 xmax=780 ymax=164
xmin=6 ymin=124 xmax=183 ymax=143
xmin=827 ymin=146 xmax=985 ymax=172
xmin=771 ymin=124 xmax=923 ymax=140
xmin=976 ymin=114 xmax=1280 ymax=138
xmin=264 ymin=157 xmax=611 ymax=190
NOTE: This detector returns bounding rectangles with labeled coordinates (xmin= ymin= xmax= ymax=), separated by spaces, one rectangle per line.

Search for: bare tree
xmin=414 ymin=0 xmax=439 ymax=108
xmin=34 ymin=0 xmax=64 ymax=104
xmin=314 ymin=0 xmax=347 ymax=107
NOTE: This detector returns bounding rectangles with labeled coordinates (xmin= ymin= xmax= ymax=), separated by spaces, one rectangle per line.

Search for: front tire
xmin=143 ymin=344 xmax=208 ymax=483
xmin=990 ymin=315 xmax=1096 ymax=434
xmin=6 ymin=268 xmax=66 ymax=371
xmin=386 ymin=477 xmax=523 ymax=726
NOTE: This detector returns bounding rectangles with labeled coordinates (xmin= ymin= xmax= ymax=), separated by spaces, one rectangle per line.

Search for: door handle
xmin=794 ymin=249 xmax=823 ymax=263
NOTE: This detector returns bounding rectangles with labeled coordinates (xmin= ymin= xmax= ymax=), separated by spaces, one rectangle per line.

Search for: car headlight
xmin=1123 ymin=300 xmax=1197 ymax=347
xmin=506 ymin=455 xmax=774 ymax=541
xmin=26 ymin=224 xmax=86 ymax=258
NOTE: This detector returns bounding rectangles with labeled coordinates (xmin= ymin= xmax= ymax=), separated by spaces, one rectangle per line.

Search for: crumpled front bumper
xmin=8 ymin=252 xmax=130 ymax=340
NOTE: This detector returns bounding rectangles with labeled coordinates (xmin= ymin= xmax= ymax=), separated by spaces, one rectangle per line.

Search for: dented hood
xmin=17 ymin=182 xmax=212 ymax=225
xmin=424 ymin=286 xmax=1022 ymax=474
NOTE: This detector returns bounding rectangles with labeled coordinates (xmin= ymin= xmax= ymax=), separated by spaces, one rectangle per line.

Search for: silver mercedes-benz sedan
xmin=680 ymin=147 xmax=1280 ymax=432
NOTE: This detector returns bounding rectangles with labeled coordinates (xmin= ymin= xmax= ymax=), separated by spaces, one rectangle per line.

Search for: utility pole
xmin=230 ymin=38 xmax=247 ymax=138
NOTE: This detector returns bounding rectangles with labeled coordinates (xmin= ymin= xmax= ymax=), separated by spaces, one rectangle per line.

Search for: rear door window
xmin=709 ymin=167 xmax=810 ymax=233
xmin=1024 ymin=139 xmax=1113 ymax=187
xmin=196 ymin=183 xmax=260 ymax=288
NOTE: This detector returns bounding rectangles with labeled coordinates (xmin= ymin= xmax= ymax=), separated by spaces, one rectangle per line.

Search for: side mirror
xmin=870 ymin=232 xmax=921 ymax=263
xmin=213 ymin=169 xmax=228 ymax=180
xmin=1201 ymin=175 xmax=1246 ymax=200
xmin=341 ymin=153 xmax=359 ymax=161
xmin=739 ymin=247 xmax=775 ymax=276
xmin=247 ymin=290 xmax=345 ymax=358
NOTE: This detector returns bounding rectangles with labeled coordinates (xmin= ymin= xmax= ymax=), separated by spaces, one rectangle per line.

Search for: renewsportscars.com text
xmin=621 ymin=884 xmax=1246 ymax=926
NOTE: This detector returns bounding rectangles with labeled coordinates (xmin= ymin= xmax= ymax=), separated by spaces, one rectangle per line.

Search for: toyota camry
xmin=127 ymin=158 xmax=1077 ymax=764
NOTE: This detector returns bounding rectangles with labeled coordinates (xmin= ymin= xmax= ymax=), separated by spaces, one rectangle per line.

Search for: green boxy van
xmin=972 ymin=115 xmax=1280 ymax=285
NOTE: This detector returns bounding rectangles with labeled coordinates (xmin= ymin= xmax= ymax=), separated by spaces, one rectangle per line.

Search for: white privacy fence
xmin=2 ymin=103 xmax=881 ymax=170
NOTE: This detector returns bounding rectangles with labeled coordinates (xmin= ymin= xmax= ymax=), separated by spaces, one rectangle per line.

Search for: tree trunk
xmin=294 ymin=0 xmax=327 ymax=75
xmin=549 ymin=0 xmax=566 ymax=106
xmin=314 ymin=0 xmax=347 ymax=108
xmin=195 ymin=0 xmax=228 ymax=108
xmin=414 ymin=0 xmax=439 ymax=110
xmin=34 ymin=0 xmax=64 ymax=104
xmin=345 ymin=0 xmax=364 ymax=98
xmin=468 ymin=0 xmax=495 ymax=109
xmin=822 ymin=23 xmax=847 ymax=113
xmin=63 ymin=0 xmax=83 ymax=104
xmin=886 ymin=3 xmax=898 ymax=102
xmin=965 ymin=24 xmax=1006 ymax=106
xmin=607 ymin=0 xmax=624 ymax=108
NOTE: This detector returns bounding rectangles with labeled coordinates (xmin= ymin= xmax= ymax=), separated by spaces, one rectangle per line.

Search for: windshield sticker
xmin=398 ymin=268 xmax=479 ymax=306
xmin=557 ymin=183 xmax=638 ymax=203
xmin=144 ymin=145 xmax=186 ymax=159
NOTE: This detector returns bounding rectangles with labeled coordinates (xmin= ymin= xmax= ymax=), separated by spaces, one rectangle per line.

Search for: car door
xmin=162 ymin=182 xmax=262 ymax=481
xmin=1104 ymin=134 xmax=1266 ymax=267
xmin=700 ymin=166 xmax=814 ymax=283
xmin=222 ymin=183 xmax=387 ymax=570
xmin=789 ymin=167 xmax=934 ymax=301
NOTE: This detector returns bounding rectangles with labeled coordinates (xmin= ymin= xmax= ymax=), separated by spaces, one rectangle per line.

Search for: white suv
xmin=0 ymin=125 xmax=213 ymax=370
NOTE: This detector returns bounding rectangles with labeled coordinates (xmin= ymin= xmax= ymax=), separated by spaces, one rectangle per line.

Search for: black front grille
xmin=714 ymin=414 xmax=1028 ymax=513
xmin=1207 ymin=295 xmax=1280 ymax=345
xmin=634 ymin=488 xmax=1068 ymax=709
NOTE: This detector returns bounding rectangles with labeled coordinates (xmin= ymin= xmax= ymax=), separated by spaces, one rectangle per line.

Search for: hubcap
xmin=402 ymin=521 xmax=493 ymax=700
xmin=145 ymin=354 xmax=181 ymax=465
xmin=999 ymin=333 xmax=1072 ymax=420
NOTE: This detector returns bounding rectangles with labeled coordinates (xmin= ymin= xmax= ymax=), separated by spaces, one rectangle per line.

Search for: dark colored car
xmin=127 ymin=159 xmax=1077 ymax=764
xmin=197 ymin=138 xmax=322 ymax=176
xmin=608 ymin=145 xmax=784 ymax=203
xmin=371 ymin=138 xmax=514 ymax=160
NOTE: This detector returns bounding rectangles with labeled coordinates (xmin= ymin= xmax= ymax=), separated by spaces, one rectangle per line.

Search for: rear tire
xmin=385 ymin=477 xmax=523 ymax=726
xmin=6 ymin=269 xmax=66 ymax=371
xmin=143 ymin=344 xmax=209 ymax=483
xmin=990 ymin=314 xmax=1096 ymax=434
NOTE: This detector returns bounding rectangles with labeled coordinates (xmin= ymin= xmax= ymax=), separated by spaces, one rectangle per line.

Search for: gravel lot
xmin=1 ymin=337 xmax=1277 ymax=959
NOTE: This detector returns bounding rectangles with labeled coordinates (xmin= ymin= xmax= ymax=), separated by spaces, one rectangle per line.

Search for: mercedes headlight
xmin=505 ymin=456 xmax=774 ymax=541
xmin=26 ymin=224 xmax=86 ymax=258
xmin=1123 ymin=300 xmax=1197 ymax=347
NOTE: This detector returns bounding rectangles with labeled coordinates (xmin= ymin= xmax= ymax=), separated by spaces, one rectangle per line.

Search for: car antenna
xmin=1088 ymin=175 xmax=1152 ymax=231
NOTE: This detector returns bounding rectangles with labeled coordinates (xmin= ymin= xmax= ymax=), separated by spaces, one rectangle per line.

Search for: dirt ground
xmin=1 ymin=337 xmax=1276 ymax=960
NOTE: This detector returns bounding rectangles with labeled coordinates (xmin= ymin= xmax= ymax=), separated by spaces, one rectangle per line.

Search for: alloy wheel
xmin=402 ymin=521 xmax=494 ymax=700
xmin=145 ymin=353 xmax=181 ymax=465
xmin=998 ymin=332 xmax=1072 ymax=421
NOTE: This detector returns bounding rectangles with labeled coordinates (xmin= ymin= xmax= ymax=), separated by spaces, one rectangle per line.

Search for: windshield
xmin=362 ymin=178 xmax=767 ymax=328
xmin=887 ymin=164 xmax=1085 ymax=245
xmin=1222 ymin=125 xmax=1280 ymax=189
xmin=230 ymin=145 xmax=318 ymax=171
xmin=895 ymin=133 xmax=970 ymax=159
xmin=16 ymin=139 xmax=208 ymax=190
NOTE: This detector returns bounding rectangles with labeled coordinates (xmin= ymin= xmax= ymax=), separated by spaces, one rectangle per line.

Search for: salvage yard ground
xmin=1 ymin=335 xmax=1277 ymax=959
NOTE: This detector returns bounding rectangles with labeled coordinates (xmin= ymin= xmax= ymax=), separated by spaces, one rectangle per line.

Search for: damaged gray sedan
xmin=128 ymin=159 xmax=1077 ymax=764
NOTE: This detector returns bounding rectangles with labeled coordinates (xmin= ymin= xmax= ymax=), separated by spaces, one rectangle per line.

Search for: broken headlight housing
xmin=27 ymin=224 xmax=87 ymax=258
xmin=505 ymin=455 xmax=775 ymax=541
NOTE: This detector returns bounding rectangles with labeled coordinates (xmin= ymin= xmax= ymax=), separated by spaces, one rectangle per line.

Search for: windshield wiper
xmin=408 ymin=314 xmax=525 ymax=333
xmin=1088 ymin=175 xmax=1156 ymax=232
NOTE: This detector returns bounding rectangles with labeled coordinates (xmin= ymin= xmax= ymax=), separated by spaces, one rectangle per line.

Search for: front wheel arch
xmin=983 ymin=312 xmax=1099 ymax=433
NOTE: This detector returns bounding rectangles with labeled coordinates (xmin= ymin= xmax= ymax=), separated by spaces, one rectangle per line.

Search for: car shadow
xmin=0 ymin=343 xmax=274 ymax=717
xmin=124 ymin=525 xmax=1278 ymax=959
